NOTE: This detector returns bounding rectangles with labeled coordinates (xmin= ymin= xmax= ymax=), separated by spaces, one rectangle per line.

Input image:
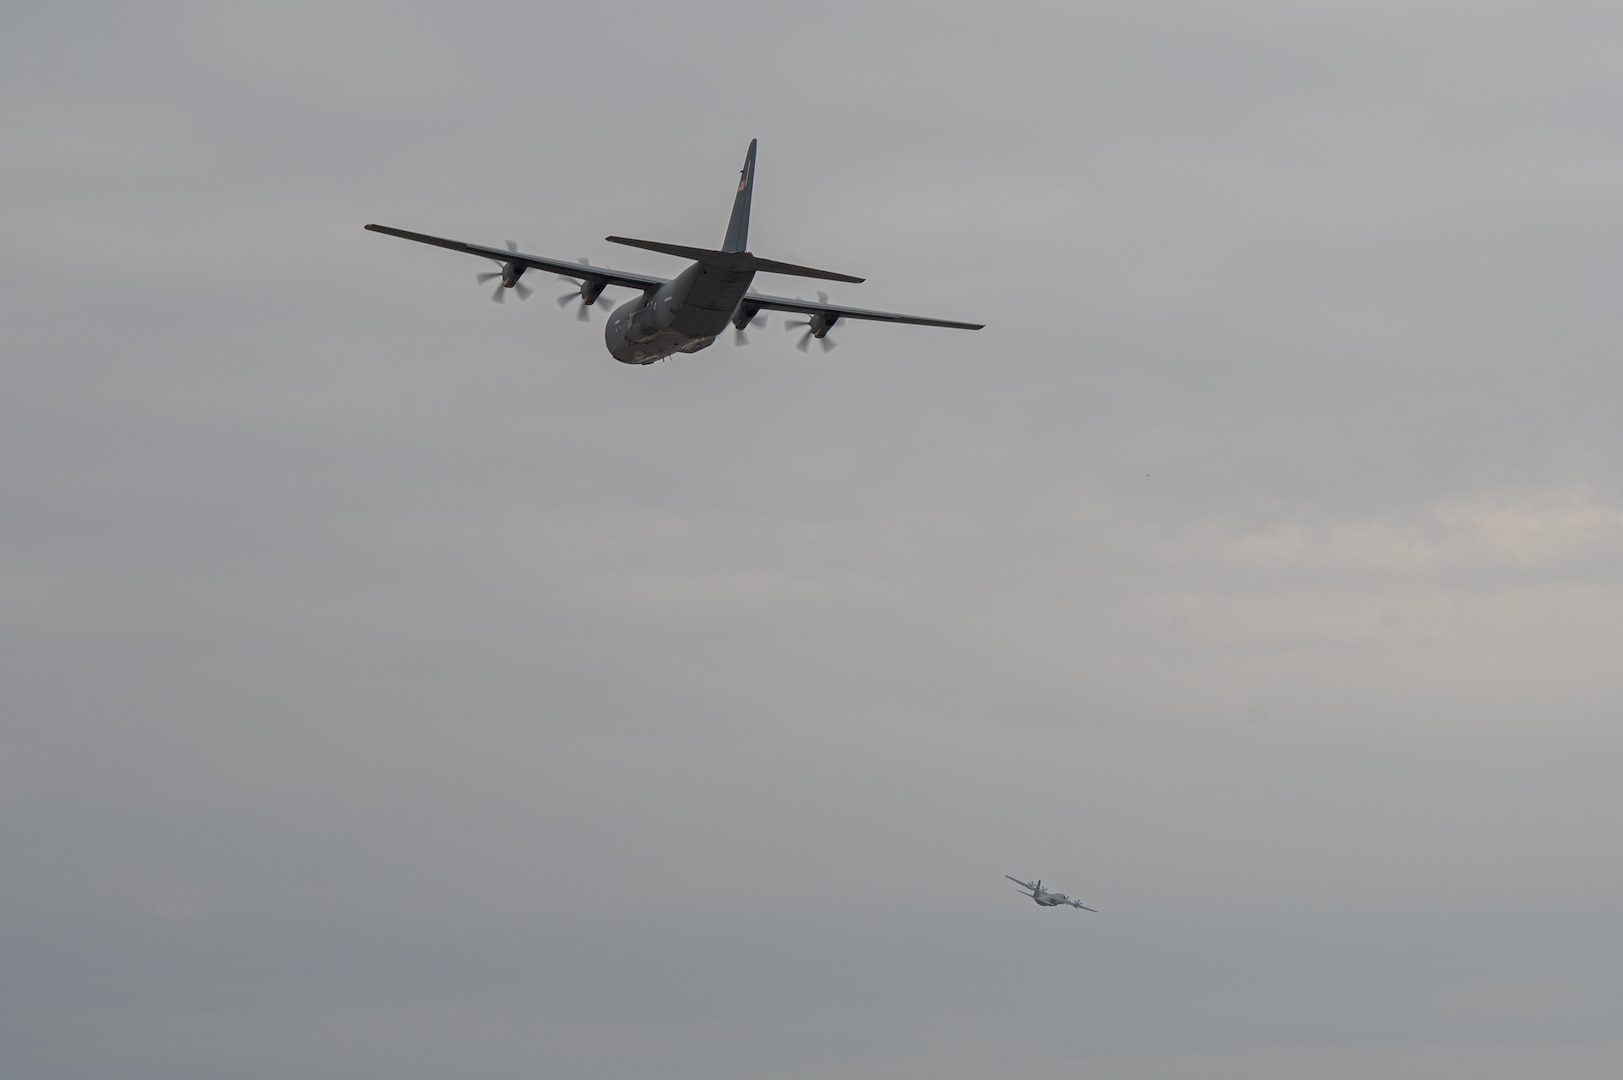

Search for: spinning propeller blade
xmin=733 ymin=308 xmax=766 ymax=345
xmin=556 ymin=257 xmax=610 ymax=320
xmin=479 ymin=241 xmax=533 ymax=304
xmin=785 ymin=291 xmax=837 ymax=352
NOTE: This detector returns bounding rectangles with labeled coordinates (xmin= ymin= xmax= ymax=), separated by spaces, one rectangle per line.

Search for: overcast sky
xmin=5 ymin=3 xmax=1623 ymax=1078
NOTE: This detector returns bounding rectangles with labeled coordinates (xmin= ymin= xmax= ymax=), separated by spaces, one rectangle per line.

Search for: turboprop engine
xmin=474 ymin=240 xmax=533 ymax=303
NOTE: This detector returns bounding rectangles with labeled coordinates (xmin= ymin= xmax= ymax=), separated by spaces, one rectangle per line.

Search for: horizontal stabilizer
xmin=605 ymin=236 xmax=864 ymax=284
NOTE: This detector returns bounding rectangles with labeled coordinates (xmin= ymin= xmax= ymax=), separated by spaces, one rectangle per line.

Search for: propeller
xmin=556 ymin=257 xmax=611 ymax=320
xmin=732 ymin=303 xmax=766 ymax=345
xmin=785 ymin=291 xmax=838 ymax=352
xmin=476 ymin=240 xmax=533 ymax=303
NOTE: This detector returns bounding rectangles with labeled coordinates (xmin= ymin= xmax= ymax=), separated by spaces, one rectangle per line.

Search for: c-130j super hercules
xmin=1007 ymin=876 xmax=1098 ymax=912
xmin=366 ymin=140 xmax=983 ymax=364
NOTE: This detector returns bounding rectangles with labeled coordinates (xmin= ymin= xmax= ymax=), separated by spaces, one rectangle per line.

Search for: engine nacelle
xmin=732 ymin=303 xmax=762 ymax=331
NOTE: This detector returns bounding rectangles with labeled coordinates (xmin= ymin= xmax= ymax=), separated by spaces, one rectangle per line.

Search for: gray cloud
xmin=4 ymin=2 xmax=1623 ymax=1078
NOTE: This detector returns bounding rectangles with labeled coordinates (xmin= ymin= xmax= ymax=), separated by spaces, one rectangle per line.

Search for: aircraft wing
xmin=1068 ymin=899 xmax=1098 ymax=912
xmin=744 ymin=289 xmax=984 ymax=331
xmin=1005 ymin=875 xmax=1038 ymax=891
xmin=365 ymin=224 xmax=666 ymax=292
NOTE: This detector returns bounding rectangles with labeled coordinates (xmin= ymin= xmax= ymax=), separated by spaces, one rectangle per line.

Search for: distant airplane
xmin=1007 ymin=875 xmax=1097 ymax=912
xmin=365 ymin=139 xmax=983 ymax=364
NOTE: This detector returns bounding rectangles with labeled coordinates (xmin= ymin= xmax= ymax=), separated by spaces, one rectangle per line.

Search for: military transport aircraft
xmin=365 ymin=139 xmax=983 ymax=364
xmin=1007 ymin=875 xmax=1098 ymax=912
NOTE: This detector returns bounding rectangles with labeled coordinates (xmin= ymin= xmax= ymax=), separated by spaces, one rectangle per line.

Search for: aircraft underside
xmin=602 ymin=261 xmax=750 ymax=364
xmin=610 ymin=328 xmax=719 ymax=365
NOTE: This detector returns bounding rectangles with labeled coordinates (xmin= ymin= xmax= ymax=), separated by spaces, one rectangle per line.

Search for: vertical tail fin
xmin=722 ymin=139 xmax=757 ymax=253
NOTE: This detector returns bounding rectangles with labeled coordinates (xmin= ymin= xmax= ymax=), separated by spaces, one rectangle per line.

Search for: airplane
xmin=1007 ymin=875 xmax=1097 ymax=912
xmin=364 ymin=139 xmax=983 ymax=365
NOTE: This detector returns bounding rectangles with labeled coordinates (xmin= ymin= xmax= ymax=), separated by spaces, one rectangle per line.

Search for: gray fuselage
xmin=604 ymin=261 xmax=755 ymax=365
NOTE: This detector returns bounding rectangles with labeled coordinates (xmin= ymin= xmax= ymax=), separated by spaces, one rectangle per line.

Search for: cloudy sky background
xmin=6 ymin=3 xmax=1623 ymax=1077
